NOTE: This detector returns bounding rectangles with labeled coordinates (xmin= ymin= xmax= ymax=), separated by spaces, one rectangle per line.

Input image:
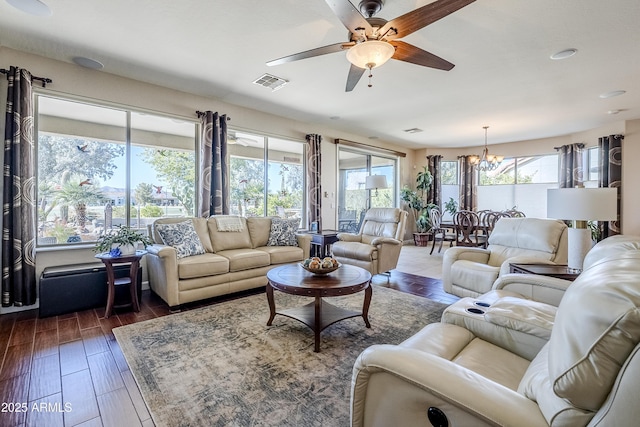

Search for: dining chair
xmin=428 ymin=207 xmax=456 ymax=254
xmin=453 ymin=210 xmax=485 ymax=247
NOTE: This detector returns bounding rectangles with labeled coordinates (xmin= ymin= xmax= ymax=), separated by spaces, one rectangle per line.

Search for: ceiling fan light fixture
xmin=346 ymin=40 xmax=395 ymax=69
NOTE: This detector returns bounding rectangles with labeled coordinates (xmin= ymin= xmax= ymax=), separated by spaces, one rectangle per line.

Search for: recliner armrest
xmin=492 ymin=273 xmax=573 ymax=306
xmin=351 ymin=345 xmax=547 ymax=427
xmin=370 ymin=237 xmax=401 ymax=246
xmin=337 ymin=233 xmax=361 ymax=242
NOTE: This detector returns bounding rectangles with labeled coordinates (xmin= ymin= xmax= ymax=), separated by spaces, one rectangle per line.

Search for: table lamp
xmin=547 ymin=187 xmax=617 ymax=271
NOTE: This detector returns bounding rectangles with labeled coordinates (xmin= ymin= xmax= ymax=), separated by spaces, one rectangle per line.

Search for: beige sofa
xmin=442 ymin=217 xmax=568 ymax=298
xmin=146 ymin=216 xmax=311 ymax=309
xmin=350 ymin=235 xmax=640 ymax=427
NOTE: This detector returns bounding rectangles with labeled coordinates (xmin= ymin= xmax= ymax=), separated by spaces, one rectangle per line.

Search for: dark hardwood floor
xmin=0 ymin=271 xmax=458 ymax=427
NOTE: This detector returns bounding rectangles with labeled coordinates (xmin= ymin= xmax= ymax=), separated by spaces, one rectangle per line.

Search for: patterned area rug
xmin=114 ymin=285 xmax=448 ymax=427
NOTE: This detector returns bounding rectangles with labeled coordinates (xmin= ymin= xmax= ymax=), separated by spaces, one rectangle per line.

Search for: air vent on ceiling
xmin=403 ymin=128 xmax=424 ymax=134
xmin=253 ymin=73 xmax=289 ymax=91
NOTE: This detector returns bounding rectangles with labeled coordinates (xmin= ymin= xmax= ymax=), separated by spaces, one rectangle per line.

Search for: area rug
xmin=114 ymin=285 xmax=448 ymax=427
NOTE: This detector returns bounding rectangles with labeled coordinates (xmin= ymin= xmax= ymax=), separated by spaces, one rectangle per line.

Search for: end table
xmin=95 ymin=250 xmax=147 ymax=318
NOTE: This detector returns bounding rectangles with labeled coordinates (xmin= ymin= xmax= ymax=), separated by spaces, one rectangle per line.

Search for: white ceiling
xmin=1 ymin=0 xmax=639 ymax=149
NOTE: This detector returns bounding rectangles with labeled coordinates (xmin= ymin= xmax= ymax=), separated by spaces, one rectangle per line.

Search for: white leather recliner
xmin=442 ymin=217 xmax=568 ymax=298
xmin=350 ymin=235 xmax=640 ymax=427
xmin=332 ymin=208 xmax=408 ymax=276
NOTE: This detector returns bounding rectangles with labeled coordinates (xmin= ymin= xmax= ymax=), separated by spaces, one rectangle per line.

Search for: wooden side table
xmin=306 ymin=230 xmax=339 ymax=258
xmin=509 ymin=263 xmax=580 ymax=281
xmin=95 ymin=250 xmax=147 ymax=318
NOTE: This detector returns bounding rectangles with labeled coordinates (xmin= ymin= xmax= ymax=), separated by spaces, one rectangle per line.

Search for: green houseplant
xmin=401 ymin=166 xmax=436 ymax=245
xmin=94 ymin=225 xmax=153 ymax=256
xmin=444 ymin=197 xmax=458 ymax=217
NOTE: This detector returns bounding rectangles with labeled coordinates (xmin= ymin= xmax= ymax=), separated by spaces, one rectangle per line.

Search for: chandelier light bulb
xmin=474 ymin=126 xmax=503 ymax=172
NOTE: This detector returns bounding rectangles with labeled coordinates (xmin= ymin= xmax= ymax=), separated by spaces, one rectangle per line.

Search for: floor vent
xmin=253 ymin=73 xmax=289 ymax=91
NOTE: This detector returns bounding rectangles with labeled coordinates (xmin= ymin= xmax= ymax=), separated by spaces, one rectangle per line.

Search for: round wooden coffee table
xmin=266 ymin=263 xmax=372 ymax=352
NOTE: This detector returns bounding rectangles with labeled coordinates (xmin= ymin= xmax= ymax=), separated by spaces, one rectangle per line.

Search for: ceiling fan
xmin=228 ymin=132 xmax=254 ymax=146
xmin=267 ymin=0 xmax=476 ymax=91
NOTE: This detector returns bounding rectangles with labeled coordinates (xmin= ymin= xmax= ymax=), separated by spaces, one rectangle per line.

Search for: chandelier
xmin=469 ymin=126 xmax=504 ymax=171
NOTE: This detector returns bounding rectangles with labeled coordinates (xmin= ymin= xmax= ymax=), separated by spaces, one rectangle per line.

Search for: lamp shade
xmin=346 ymin=41 xmax=395 ymax=69
xmin=365 ymin=175 xmax=388 ymax=190
xmin=547 ymin=188 xmax=617 ymax=220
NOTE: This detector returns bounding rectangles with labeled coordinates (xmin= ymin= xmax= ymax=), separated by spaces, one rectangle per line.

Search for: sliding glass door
xmin=337 ymin=148 xmax=397 ymax=232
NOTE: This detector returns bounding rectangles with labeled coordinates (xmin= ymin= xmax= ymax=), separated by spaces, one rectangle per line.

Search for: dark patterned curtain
xmin=555 ymin=143 xmax=584 ymax=188
xmin=426 ymin=155 xmax=442 ymax=208
xmin=306 ymin=134 xmax=322 ymax=231
xmin=598 ymin=134 xmax=623 ymax=238
xmin=458 ymin=156 xmax=477 ymax=211
xmin=198 ymin=111 xmax=228 ymax=217
xmin=2 ymin=67 xmax=37 ymax=307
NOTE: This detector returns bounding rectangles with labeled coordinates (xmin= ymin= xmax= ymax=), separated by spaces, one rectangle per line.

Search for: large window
xmin=337 ymin=148 xmax=397 ymax=232
xmin=228 ymin=131 xmax=305 ymax=225
xmin=477 ymin=154 xmax=559 ymax=218
xmin=36 ymin=95 xmax=197 ymax=246
xmin=441 ymin=160 xmax=459 ymax=220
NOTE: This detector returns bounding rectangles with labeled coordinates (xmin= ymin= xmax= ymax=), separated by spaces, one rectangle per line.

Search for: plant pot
xmin=112 ymin=243 xmax=137 ymax=256
xmin=413 ymin=233 xmax=432 ymax=247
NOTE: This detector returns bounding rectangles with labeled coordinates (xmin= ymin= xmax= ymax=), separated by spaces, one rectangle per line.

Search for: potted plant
xmin=400 ymin=166 xmax=436 ymax=246
xmin=94 ymin=225 xmax=153 ymax=256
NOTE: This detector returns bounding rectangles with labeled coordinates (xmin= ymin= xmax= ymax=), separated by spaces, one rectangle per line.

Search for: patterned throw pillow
xmin=155 ymin=220 xmax=206 ymax=259
xmin=267 ymin=218 xmax=300 ymax=247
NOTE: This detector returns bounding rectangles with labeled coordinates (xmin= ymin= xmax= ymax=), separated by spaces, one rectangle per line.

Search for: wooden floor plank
xmin=57 ymin=318 xmax=82 ymax=344
xmin=0 ymin=343 xmax=33 ymax=381
xmin=0 ymin=373 xmax=29 ymax=426
xmin=96 ymin=387 xmax=142 ymax=427
xmin=106 ymin=337 xmax=129 ymax=373
xmin=9 ymin=319 xmax=36 ymax=346
xmin=77 ymin=310 xmax=100 ymax=331
xmin=59 ymin=340 xmax=88 ymax=377
xmin=122 ymin=369 xmax=151 ymax=422
xmin=81 ymin=327 xmax=110 ymax=356
xmin=87 ymin=352 xmax=124 ymax=396
xmin=28 ymin=353 xmax=61 ymax=401
xmin=61 ymin=369 xmax=100 ymax=427
xmin=35 ymin=315 xmax=58 ymax=332
xmin=26 ymin=392 xmax=64 ymax=427
xmin=33 ymin=328 xmax=59 ymax=359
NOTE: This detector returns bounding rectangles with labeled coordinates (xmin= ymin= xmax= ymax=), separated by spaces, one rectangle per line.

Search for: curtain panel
xmin=198 ymin=111 xmax=228 ymax=217
xmin=458 ymin=156 xmax=477 ymax=211
xmin=556 ymin=143 xmax=585 ymax=188
xmin=598 ymin=134 xmax=623 ymax=238
xmin=2 ymin=66 xmax=37 ymax=307
xmin=306 ymin=134 xmax=322 ymax=231
xmin=426 ymin=155 xmax=442 ymax=208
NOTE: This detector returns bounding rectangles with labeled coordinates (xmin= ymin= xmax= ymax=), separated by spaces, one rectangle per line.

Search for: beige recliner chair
xmin=332 ymin=208 xmax=408 ymax=276
xmin=442 ymin=217 xmax=568 ymax=298
xmin=350 ymin=237 xmax=640 ymax=427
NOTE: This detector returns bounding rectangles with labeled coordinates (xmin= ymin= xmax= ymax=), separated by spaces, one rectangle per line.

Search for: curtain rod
xmin=334 ymin=138 xmax=407 ymax=158
xmin=1 ymin=68 xmax=52 ymax=88
xmin=196 ymin=110 xmax=231 ymax=120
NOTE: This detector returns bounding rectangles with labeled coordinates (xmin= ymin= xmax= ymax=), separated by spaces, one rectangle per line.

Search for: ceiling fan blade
xmin=345 ymin=63 xmax=366 ymax=92
xmin=267 ymin=42 xmax=352 ymax=66
xmin=324 ymin=0 xmax=373 ymax=35
xmin=390 ymin=41 xmax=454 ymax=71
xmin=380 ymin=0 xmax=476 ymax=40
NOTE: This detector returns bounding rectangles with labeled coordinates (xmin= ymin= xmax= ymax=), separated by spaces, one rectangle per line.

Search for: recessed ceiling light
xmin=6 ymin=0 xmax=51 ymax=16
xmin=599 ymin=90 xmax=626 ymax=99
xmin=72 ymin=56 xmax=104 ymax=70
xmin=608 ymin=110 xmax=620 ymax=115
xmin=550 ymin=48 xmax=577 ymax=60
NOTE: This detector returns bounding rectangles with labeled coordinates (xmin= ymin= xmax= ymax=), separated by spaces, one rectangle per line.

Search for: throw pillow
xmin=267 ymin=218 xmax=300 ymax=247
xmin=155 ymin=220 xmax=206 ymax=259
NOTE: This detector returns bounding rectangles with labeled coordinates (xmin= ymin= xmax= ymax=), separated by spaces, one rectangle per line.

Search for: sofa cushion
xmin=548 ymin=252 xmax=640 ymax=411
xmin=484 ymin=297 xmax=556 ymax=341
xmin=267 ymin=218 xmax=300 ymax=246
xmin=247 ymin=217 xmax=274 ymax=248
xmin=256 ymin=245 xmax=304 ymax=265
xmin=207 ymin=216 xmax=253 ymax=252
xmin=331 ymin=241 xmax=377 ymax=261
xmin=152 ymin=217 xmax=213 ymax=252
xmin=155 ymin=220 xmax=206 ymax=259
xmin=216 ymin=248 xmax=270 ymax=272
xmin=488 ymin=218 xmax=566 ymax=253
xmin=450 ymin=260 xmax=499 ymax=294
xmin=518 ymin=344 xmax=594 ymax=426
xmin=177 ymin=253 xmax=229 ymax=279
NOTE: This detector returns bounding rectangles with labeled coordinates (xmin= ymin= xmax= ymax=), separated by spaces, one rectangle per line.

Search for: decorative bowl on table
xmin=300 ymin=257 xmax=341 ymax=276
